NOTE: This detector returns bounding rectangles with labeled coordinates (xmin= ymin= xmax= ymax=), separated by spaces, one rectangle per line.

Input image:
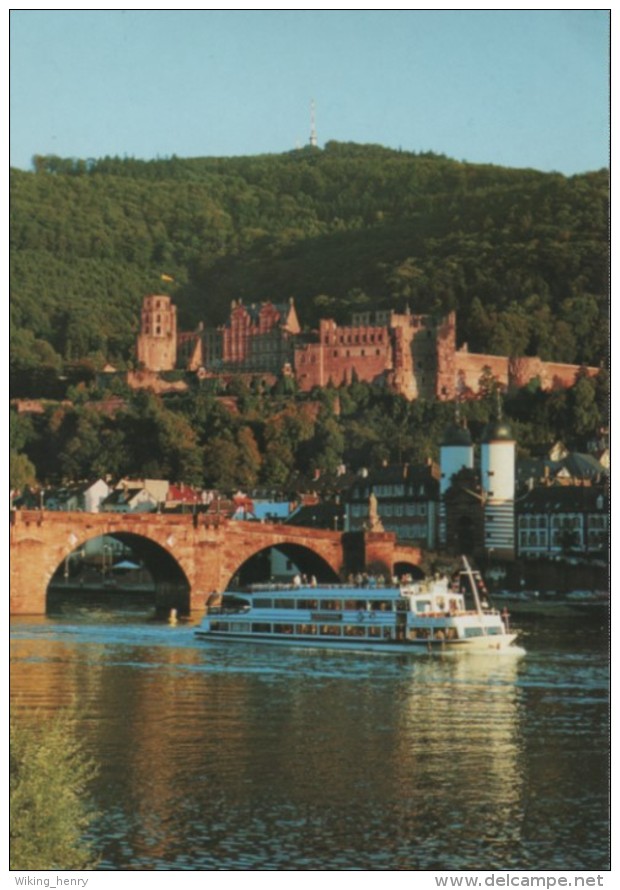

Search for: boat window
xmin=463 ymin=627 xmax=483 ymax=638
xmin=211 ymin=621 xmax=229 ymax=631
xmin=229 ymin=622 xmax=250 ymax=633
xmin=344 ymin=626 xmax=366 ymax=637
xmin=319 ymin=599 xmax=343 ymax=610
xmin=253 ymin=598 xmax=272 ymax=609
xmin=320 ymin=625 xmax=342 ymax=636
xmin=369 ymin=600 xmax=393 ymax=611
xmin=295 ymin=624 xmax=317 ymax=635
xmin=367 ymin=626 xmax=381 ymax=638
xmin=273 ymin=624 xmax=295 ymax=634
xmin=251 ymin=623 xmax=272 ymax=633
xmin=221 ymin=596 xmax=250 ymax=613
xmin=486 ymin=626 xmax=502 ymax=635
xmin=274 ymin=598 xmax=293 ymax=609
xmin=415 ymin=600 xmax=432 ymax=613
xmin=344 ymin=599 xmax=368 ymax=610
xmin=296 ymin=599 xmax=319 ymax=610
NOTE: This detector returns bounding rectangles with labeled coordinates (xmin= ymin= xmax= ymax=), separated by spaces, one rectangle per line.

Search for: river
xmin=10 ymin=608 xmax=610 ymax=871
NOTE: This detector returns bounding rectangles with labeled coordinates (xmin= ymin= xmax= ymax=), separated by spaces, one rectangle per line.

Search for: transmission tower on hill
xmin=309 ymin=99 xmax=318 ymax=147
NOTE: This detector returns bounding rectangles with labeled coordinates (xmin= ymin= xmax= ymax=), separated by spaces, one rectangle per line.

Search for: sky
xmin=9 ymin=9 xmax=610 ymax=175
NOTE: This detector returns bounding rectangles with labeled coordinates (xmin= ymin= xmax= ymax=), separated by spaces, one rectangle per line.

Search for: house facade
xmin=344 ymin=463 xmax=439 ymax=548
xmin=516 ymin=485 xmax=608 ymax=558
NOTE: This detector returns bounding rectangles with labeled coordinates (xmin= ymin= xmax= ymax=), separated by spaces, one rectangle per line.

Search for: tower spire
xmin=309 ymin=99 xmax=318 ymax=147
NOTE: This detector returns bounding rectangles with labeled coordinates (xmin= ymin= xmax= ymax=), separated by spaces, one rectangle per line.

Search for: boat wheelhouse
xmin=195 ymin=559 xmax=519 ymax=653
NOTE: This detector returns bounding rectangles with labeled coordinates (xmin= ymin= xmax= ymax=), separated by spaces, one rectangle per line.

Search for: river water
xmin=10 ymin=609 xmax=610 ymax=871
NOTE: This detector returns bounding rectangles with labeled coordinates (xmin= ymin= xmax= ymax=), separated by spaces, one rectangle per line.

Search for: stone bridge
xmin=9 ymin=510 xmax=424 ymax=615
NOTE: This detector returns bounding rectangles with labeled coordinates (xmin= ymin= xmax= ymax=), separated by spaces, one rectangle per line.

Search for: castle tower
xmin=480 ymin=413 xmax=516 ymax=559
xmin=136 ymin=295 xmax=177 ymax=372
xmin=439 ymin=416 xmax=474 ymax=545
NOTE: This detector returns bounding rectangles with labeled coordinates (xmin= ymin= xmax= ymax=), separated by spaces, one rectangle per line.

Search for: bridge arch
xmin=46 ymin=531 xmax=192 ymax=616
xmin=225 ymin=541 xmax=342 ymax=590
xmin=393 ymin=561 xmax=425 ymax=581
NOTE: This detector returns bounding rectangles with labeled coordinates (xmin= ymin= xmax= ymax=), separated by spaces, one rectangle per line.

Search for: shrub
xmin=10 ymin=712 xmax=99 ymax=870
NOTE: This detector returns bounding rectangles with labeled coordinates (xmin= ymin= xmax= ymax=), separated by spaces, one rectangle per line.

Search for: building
xmin=480 ymin=418 xmax=516 ymax=560
xmin=439 ymin=413 xmax=516 ymax=560
xmin=40 ymin=479 xmax=111 ymax=513
xmin=202 ymin=299 xmax=301 ymax=374
xmin=344 ymin=463 xmax=439 ymax=548
xmin=136 ymin=295 xmax=177 ymax=372
xmin=516 ymin=485 xmax=608 ymax=559
xmin=135 ymin=295 xmax=599 ymax=402
xmin=294 ymin=309 xmax=456 ymax=399
xmin=100 ymin=487 xmax=159 ymax=513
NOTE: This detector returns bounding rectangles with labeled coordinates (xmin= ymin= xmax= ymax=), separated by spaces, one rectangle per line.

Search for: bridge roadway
xmin=9 ymin=509 xmax=423 ymax=615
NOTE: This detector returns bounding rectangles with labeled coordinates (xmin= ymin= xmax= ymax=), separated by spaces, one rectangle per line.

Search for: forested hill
xmin=10 ymin=142 xmax=608 ymax=378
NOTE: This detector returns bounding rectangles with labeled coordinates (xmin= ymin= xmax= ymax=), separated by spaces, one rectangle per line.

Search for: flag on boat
xmin=160 ymin=273 xmax=174 ymax=282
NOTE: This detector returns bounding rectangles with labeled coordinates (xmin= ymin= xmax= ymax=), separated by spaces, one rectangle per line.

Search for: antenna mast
xmin=309 ymin=99 xmax=318 ymax=147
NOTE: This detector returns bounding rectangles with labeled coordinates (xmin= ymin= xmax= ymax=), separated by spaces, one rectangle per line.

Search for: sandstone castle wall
xmin=134 ymin=296 xmax=599 ymax=400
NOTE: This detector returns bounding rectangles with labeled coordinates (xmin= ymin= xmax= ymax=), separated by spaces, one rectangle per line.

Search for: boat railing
xmin=245 ymin=582 xmax=397 ymax=593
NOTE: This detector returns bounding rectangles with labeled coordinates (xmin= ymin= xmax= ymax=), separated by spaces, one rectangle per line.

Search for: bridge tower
xmin=480 ymin=409 xmax=515 ymax=560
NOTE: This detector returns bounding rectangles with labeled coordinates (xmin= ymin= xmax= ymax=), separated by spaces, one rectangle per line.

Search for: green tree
xmin=10 ymin=451 xmax=37 ymax=491
xmin=235 ymin=426 xmax=262 ymax=488
xmin=568 ymin=374 xmax=601 ymax=439
xmin=10 ymin=713 xmax=98 ymax=870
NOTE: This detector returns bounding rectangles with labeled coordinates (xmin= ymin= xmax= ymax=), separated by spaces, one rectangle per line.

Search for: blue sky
xmin=9 ymin=9 xmax=609 ymax=175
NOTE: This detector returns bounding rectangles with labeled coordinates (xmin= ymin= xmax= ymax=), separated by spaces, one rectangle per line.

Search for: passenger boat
xmin=195 ymin=557 xmax=519 ymax=653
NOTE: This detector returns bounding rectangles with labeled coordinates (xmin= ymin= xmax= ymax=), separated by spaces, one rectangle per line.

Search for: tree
xmin=203 ymin=433 xmax=241 ymax=490
xmin=568 ymin=375 xmax=600 ymax=439
xmin=10 ymin=451 xmax=37 ymax=492
xmin=235 ymin=426 xmax=262 ymax=488
xmin=10 ymin=713 xmax=98 ymax=870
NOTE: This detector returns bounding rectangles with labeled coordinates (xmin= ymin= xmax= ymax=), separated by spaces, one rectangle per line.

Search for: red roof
xmin=167 ymin=484 xmax=202 ymax=503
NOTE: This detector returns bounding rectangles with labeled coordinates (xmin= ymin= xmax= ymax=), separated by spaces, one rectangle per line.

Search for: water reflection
xmin=10 ymin=617 xmax=608 ymax=870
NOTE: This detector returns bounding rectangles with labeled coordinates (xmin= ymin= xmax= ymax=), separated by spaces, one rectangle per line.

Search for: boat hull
xmin=194 ymin=629 xmax=520 ymax=654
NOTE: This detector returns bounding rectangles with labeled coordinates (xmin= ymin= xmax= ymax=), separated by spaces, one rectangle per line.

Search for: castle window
xmin=376 ymin=349 xmax=381 ymax=356
xmin=361 ymin=350 xmax=365 ymax=356
xmin=333 ymin=350 xmax=339 ymax=357
xmin=156 ymin=326 xmax=161 ymax=335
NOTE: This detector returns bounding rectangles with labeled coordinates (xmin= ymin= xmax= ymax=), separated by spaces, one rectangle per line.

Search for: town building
xmin=515 ymin=485 xmax=608 ymax=559
xmin=38 ymin=479 xmax=111 ymax=513
xmin=100 ymin=486 xmax=159 ymax=513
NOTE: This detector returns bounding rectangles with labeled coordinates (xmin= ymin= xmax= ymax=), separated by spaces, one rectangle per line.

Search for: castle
xmin=135 ymin=295 xmax=598 ymax=400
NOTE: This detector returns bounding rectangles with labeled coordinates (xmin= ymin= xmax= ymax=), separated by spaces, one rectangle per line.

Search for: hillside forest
xmin=9 ymin=143 xmax=609 ymax=489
